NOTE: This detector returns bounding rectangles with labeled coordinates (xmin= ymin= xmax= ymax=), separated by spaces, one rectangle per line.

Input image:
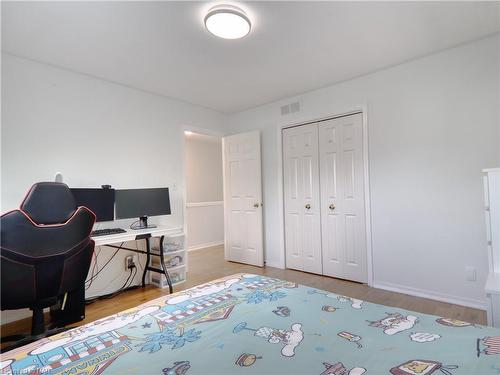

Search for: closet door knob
xmin=253 ymin=203 xmax=260 ymax=208
xmin=305 ymin=204 xmax=311 ymax=210
xmin=329 ymin=204 xmax=336 ymax=210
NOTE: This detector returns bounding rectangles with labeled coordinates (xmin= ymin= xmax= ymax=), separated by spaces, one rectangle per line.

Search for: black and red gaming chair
xmin=1 ymin=182 xmax=96 ymax=348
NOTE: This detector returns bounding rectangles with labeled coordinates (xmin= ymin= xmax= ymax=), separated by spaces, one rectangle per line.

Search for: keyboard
xmin=91 ymin=228 xmax=127 ymax=237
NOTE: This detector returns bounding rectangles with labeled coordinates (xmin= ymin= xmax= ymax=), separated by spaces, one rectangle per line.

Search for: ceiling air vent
xmin=280 ymin=101 xmax=300 ymax=116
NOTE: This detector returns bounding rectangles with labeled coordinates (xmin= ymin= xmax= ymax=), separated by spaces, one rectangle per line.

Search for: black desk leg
xmin=159 ymin=236 xmax=173 ymax=294
xmin=142 ymin=237 xmax=151 ymax=288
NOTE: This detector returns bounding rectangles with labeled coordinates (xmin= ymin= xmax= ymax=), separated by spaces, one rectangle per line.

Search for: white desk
xmin=92 ymin=225 xmax=183 ymax=247
xmin=92 ymin=225 xmax=183 ymax=293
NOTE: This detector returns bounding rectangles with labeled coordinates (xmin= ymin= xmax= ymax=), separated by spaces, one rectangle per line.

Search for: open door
xmin=223 ymin=131 xmax=264 ymax=267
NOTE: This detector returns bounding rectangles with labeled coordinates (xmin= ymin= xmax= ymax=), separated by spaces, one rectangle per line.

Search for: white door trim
xmin=276 ymin=105 xmax=374 ymax=286
xmin=186 ymin=201 xmax=224 ymax=208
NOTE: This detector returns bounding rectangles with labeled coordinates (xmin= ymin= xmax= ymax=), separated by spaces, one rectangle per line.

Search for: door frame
xmin=277 ymin=105 xmax=374 ymax=286
xmin=181 ymin=125 xmax=224 ymax=265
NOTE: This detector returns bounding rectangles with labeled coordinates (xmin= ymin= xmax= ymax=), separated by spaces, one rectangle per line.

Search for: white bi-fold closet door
xmin=283 ymin=113 xmax=367 ymax=283
xmin=319 ymin=114 xmax=367 ymax=282
xmin=282 ymin=123 xmax=322 ymax=274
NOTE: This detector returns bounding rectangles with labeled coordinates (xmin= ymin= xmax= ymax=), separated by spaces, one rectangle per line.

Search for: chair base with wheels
xmin=1 ymin=307 xmax=70 ymax=353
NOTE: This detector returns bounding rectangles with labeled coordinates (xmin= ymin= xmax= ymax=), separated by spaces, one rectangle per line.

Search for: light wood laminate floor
xmin=1 ymin=245 xmax=486 ymax=339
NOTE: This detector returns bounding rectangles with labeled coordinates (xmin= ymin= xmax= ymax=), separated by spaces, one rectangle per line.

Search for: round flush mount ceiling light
xmin=204 ymin=5 xmax=251 ymax=39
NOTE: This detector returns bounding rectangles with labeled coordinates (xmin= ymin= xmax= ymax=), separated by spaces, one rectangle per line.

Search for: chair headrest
xmin=20 ymin=182 xmax=77 ymax=225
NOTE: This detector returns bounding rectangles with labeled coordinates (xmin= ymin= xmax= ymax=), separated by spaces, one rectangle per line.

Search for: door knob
xmin=305 ymin=204 xmax=311 ymax=210
xmin=253 ymin=203 xmax=260 ymax=208
xmin=329 ymin=204 xmax=336 ymax=210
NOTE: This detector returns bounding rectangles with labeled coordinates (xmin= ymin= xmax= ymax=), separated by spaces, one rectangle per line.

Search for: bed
xmin=2 ymin=273 xmax=499 ymax=374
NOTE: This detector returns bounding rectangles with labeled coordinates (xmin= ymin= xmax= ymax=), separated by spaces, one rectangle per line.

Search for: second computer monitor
xmin=115 ymin=188 xmax=171 ymax=220
xmin=71 ymin=188 xmax=115 ymax=222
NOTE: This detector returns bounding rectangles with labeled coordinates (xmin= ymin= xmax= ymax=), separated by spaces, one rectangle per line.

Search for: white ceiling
xmin=2 ymin=1 xmax=499 ymax=113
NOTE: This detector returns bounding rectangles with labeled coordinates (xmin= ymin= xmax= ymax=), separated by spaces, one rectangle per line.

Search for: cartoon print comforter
xmin=2 ymin=274 xmax=500 ymax=374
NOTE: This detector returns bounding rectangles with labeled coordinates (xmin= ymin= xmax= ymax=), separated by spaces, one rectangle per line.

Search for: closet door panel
xmin=340 ymin=114 xmax=367 ymax=282
xmin=283 ymin=131 xmax=303 ymax=271
xmin=301 ymin=127 xmax=322 ymax=274
xmin=319 ymin=119 xmax=345 ymax=277
xmin=283 ymin=124 xmax=322 ymax=274
xmin=319 ymin=113 xmax=367 ymax=282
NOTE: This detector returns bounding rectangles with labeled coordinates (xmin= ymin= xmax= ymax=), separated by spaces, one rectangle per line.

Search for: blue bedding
xmin=2 ymin=274 xmax=499 ymax=374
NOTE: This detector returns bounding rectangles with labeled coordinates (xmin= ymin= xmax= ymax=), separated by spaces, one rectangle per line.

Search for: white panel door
xmin=223 ymin=131 xmax=264 ymax=267
xmin=319 ymin=113 xmax=367 ymax=282
xmin=283 ymin=124 xmax=322 ymax=274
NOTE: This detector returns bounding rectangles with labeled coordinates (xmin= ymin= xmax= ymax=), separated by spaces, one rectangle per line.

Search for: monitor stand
xmin=131 ymin=215 xmax=157 ymax=230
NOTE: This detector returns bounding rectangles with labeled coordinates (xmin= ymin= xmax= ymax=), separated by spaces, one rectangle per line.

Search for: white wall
xmin=186 ymin=204 xmax=224 ymax=250
xmin=185 ymin=133 xmax=223 ymax=202
xmin=498 ymin=34 xmax=500 ymax=162
xmin=1 ymin=53 xmax=225 ymax=322
xmin=185 ymin=133 xmax=224 ymax=250
xmin=225 ymin=34 xmax=500 ymax=308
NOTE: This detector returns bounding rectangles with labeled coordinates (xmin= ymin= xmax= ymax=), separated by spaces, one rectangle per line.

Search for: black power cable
xmin=85 ymin=266 xmax=140 ymax=305
xmin=85 ymin=247 xmax=101 ymax=290
xmin=85 ymin=242 xmax=124 ymax=288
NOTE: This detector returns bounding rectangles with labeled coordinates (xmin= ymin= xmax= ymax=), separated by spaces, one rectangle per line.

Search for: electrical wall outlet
xmin=125 ymin=255 xmax=136 ymax=270
xmin=465 ymin=266 xmax=476 ymax=282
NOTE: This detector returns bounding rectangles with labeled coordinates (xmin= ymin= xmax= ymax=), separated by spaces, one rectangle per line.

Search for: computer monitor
xmin=70 ymin=188 xmax=115 ymax=222
xmin=115 ymin=188 xmax=171 ymax=228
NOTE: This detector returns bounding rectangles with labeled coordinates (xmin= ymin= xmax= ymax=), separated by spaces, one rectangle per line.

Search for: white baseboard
xmin=188 ymin=241 xmax=224 ymax=252
xmin=373 ymin=281 xmax=487 ymax=311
